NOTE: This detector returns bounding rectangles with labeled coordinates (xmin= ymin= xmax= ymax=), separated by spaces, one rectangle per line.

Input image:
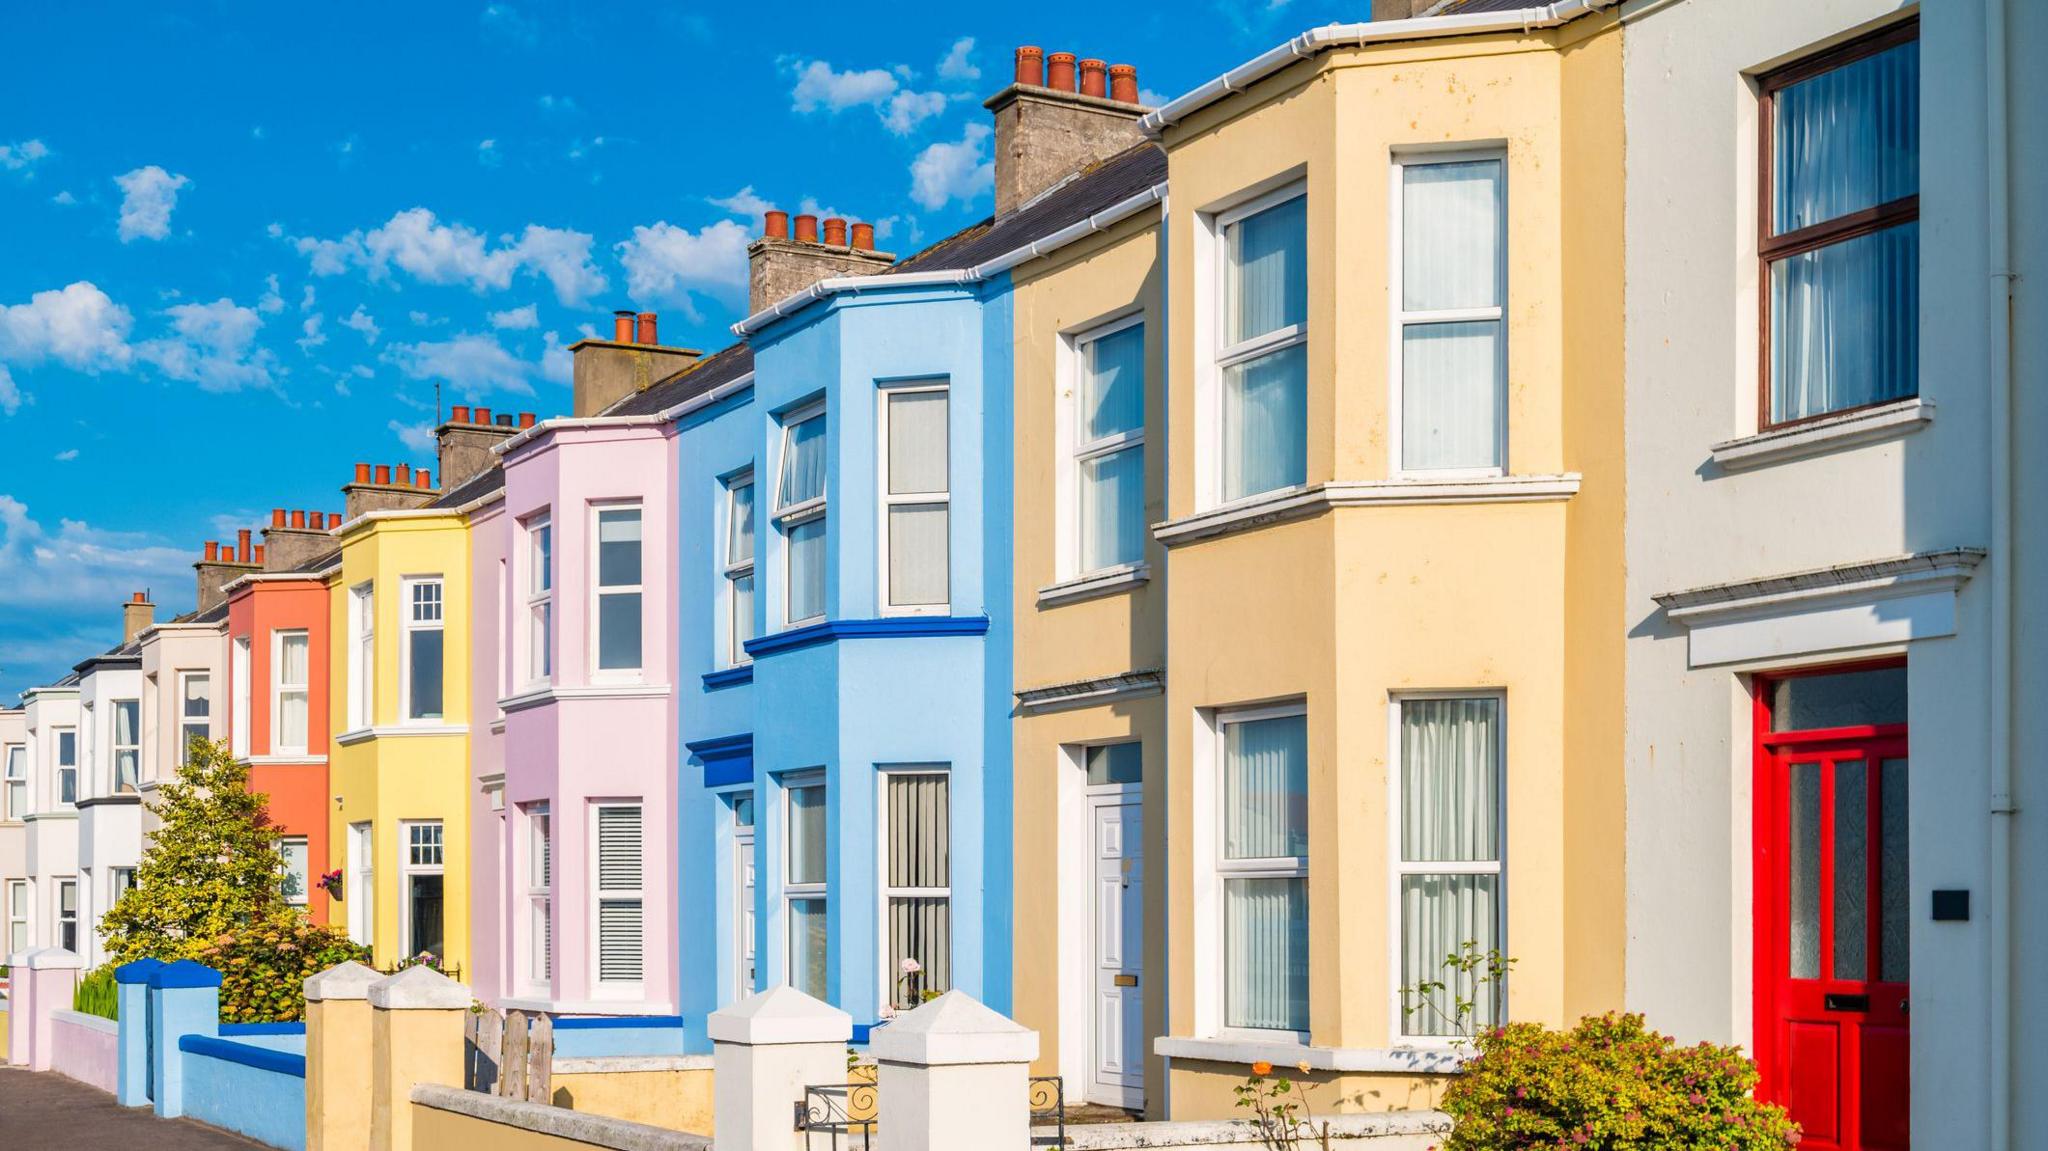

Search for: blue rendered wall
xmin=551 ymin=1015 xmax=687 ymax=1058
xmin=179 ymin=1038 xmax=306 ymax=1150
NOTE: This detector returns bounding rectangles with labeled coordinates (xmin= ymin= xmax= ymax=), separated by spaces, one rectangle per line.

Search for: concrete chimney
xmin=342 ymin=461 xmax=439 ymax=521
xmin=569 ymin=313 xmax=703 ymax=417
xmin=1371 ymin=0 xmax=1440 ymax=20
xmin=194 ymin=540 xmax=260 ymax=613
xmin=985 ymin=46 xmax=1150 ymax=217
xmin=746 ymin=211 xmax=895 ymax=316
xmin=121 ymin=591 xmax=154 ymax=646
xmin=262 ymin=504 xmax=338 ymax=572
xmin=436 ymin=407 xmax=524 ymax=492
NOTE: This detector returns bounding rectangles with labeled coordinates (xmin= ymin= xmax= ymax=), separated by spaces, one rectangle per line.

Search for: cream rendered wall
xmin=1008 ymin=211 xmax=1170 ymax=1114
xmin=138 ymin=622 xmax=224 ymax=847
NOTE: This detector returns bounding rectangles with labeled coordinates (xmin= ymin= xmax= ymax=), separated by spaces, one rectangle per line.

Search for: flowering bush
xmin=199 ymin=911 xmax=369 ymax=1023
xmin=1234 ymin=1060 xmax=1331 ymax=1150
xmin=1439 ymin=1013 xmax=1798 ymax=1150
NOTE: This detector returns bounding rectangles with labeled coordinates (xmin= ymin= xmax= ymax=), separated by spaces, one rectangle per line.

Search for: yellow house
xmin=1136 ymin=8 xmax=1626 ymax=1117
xmin=327 ymin=501 xmax=474 ymax=974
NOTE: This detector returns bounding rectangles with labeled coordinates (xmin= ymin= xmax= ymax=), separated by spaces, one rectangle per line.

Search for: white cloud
xmin=0 ymin=495 xmax=193 ymax=611
xmin=257 ymin=274 xmax=285 ymax=314
xmin=937 ymin=37 xmax=979 ymax=81
xmin=488 ymin=304 xmax=538 ymax=330
xmin=408 ymin=310 xmax=434 ymax=326
xmin=709 ymin=186 xmax=775 ymax=219
xmin=480 ymin=3 xmax=538 ymax=45
xmin=388 ymin=419 xmax=436 ymax=452
xmin=0 ymin=367 xmax=18 ymax=416
xmin=299 ymin=283 xmax=317 ymax=312
xmin=477 ymin=139 xmax=501 ymax=167
xmin=137 ymin=298 xmax=277 ymax=392
xmin=0 ymin=281 xmax=136 ymax=373
xmin=382 ymin=332 xmax=537 ymax=398
xmin=537 ymin=93 xmax=577 ymax=115
xmin=910 ymin=124 xmax=994 ymax=210
xmin=541 ymin=330 xmax=571 ymax=385
xmin=790 ymin=58 xmax=949 ymax=136
xmin=342 ymin=305 xmax=380 ymax=343
xmin=291 ymin=208 xmax=606 ymax=305
xmin=0 ymin=139 xmax=50 ymax=172
xmin=882 ymin=89 xmax=950 ymax=135
xmin=51 ymin=190 xmax=76 ymax=206
xmin=1139 ymin=88 xmax=1169 ymax=108
xmin=53 ymin=448 xmax=78 ymax=461
xmin=298 ymin=313 xmax=327 ymax=352
xmin=614 ymin=218 xmax=751 ymax=313
xmin=114 ymin=165 xmax=190 ymax=242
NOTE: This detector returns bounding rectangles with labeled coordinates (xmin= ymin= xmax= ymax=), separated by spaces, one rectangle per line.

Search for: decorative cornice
xmin=1153 ymin=475 xmax=1581 ymax=547
xmin=1709 ymin=398 xmax=1933 ymax=472
xmin=239 ymin=754 xmax=328 ymax=767
xmin=498 ymin=682 xmax=672 ymax=714
xmin=684 ymin=733 xmax=753 ymax=762
xmin=74 ymin=794 xmax=142 ymax=809
xmin=1654 ymin=548 xmax=1987 ymax=624
xmin=333 ymin=723 xmax=469 ymax=746
xmin=701 ymin=665 xmax=753 ymax=690
xmin=1155 ymin=1034 xmax=1468 ymax=1075
xmin=743 ymin=615 xmax=991 ymax=659
xmin=1015 ymin=670 xmax=1164 ymax=715
xmin=1036 ymin=563 xmax=1150 ymax=608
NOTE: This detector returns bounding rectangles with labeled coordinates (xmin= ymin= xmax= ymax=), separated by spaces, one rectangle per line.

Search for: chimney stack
xmin=262 ymin=498 xmax=343 ymax=573
xmin=193 ymin=535 xmax=260 ymax=613
xmin=121 ymin=591 xmax=154 ymax=646
xmin=436 ymin=405 xmax=527 ymax=492
xmin=343 ymin=458 xmax=439 ymax=520
xmin=636 ymin=312 xmax=658 ymax=345
xmin=1370 ymin=0 xmax=1441 ymax=19
xmin=569 ymin=308 xmax=702 ymax=417
xmin=746 ymin=208 xmax=896 ymax=315
xmin=986 ymin=45 xmax=1151 ymax=217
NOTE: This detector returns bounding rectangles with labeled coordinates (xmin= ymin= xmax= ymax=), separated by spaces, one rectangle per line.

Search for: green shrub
xmin=73 ymin=966 xmax=119 ymax=1021
xmin=1441 ymin=1012 xmax=1797 ymax=1151
xmin=197 ymin=911 xmax=369 ymax=1023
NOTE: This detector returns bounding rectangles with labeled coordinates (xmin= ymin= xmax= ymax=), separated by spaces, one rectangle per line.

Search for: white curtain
xmin=1227 ymin=196 xmax=1307 ymax=344
xmin=779 ymin=414 xmax=827 ymax=507
xmin=1402 ymin=160 xmax=1503 ymax=471
xmin=1399 ymin=874 xmax=1498 ymax=1035
xmin=1083 ymin=325 xmax=1145 ymax=442
xmin=113 ymin=700 xmax=139 ymax=791
xmin=1399 ymin=698 xmax=1501 ymax=1035
xmin=731 ymin=572 xmax=755 ymax=656
xmin=790 ymin=898 xmax=829 ymax=999
xmin=888 ymin=505 xmax=948 ymax=606
xmin=1403 ymin=321 xmax=1502 ymax=471
xmin=727 ymin=482 xmax=755 ymax=567
xmin=1223 ymin=345 xmax=1308 ymax=501
xmin=887 ymin=392 xmax=948 ymax=495
xmin=788 ymin=518 xmax=826 ymax=621
xmin=1081 ymin=447 xmax=1144 ymax=571
xmin=281 ymin=635 xmax=311 ymax=746
xmin=789 ymin=784 xmax=827 ymax=885
xmin=887 ymin=774 xmax=951 ymax=1007
xmin=1402 ymin=161 xmax=1502 ymax=312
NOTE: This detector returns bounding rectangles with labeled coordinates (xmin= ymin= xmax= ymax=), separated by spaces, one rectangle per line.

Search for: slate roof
xmin=604 ymin=341 xmax=756 ymax=417
xmin=1419 ymin=0 xmax=1553 ymax=14
xmin=430 ymin=464 xmax=506 ymax=510
xmin=894 ymin=144 xmax=1166 ymax=274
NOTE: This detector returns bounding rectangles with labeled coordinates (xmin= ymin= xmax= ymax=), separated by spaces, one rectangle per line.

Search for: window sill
xmin=333 ymin=723 xmax=468 ymax=746
xmin=1155 ymin=475 xmax=1581 ymax=547
xmin=1154 ymin=1035 xmax=1468 ymax=1075
xmin=1709 ymin=398 xmax=1932 ymax=472
xmin=240 ymin=753 xmax=325 ymax=766
xmin=499 ymin=683 xmax=673 ymax=713
xmin=702 ymin=665 xmax=754 ymax=690
xmin=1037 ymin=563 xmax=1150 ymax=608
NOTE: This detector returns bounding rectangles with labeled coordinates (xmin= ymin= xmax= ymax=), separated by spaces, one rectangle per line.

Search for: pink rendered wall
xmin=49 ymin=1011 xmax=118 ymax=1093
xmin=468 ymin=502 xmax=508 ymax=1003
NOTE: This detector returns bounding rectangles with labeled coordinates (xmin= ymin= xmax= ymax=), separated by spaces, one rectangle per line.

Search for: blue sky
xmin=0 ymin=0 xmax=1362 ymax=697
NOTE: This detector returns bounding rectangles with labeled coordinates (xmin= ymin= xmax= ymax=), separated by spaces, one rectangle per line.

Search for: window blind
xmin=596 ymin=805 xmax=644 ymax=982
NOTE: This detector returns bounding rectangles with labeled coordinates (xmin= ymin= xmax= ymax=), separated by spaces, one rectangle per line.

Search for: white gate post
xmin=871 ymin=990 xmax=1039 ymax=1151
xmin=709 ymin=985 xmax=852 ymax=1151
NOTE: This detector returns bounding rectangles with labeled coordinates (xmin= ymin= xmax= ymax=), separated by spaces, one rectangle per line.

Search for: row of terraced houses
xmin=6 ymin=2 xmax=2046 ymax=1148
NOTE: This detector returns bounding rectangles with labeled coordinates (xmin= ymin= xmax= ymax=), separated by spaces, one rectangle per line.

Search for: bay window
xmin=594 ymin=803 xmax=645 ymax=987
xmin=1760 ymin=21 xmax=1918 ymax=427
xmin=6 ymin=879 xmax=26 ymax=954
xmin=1218 ymin=705 xmax=1308 ymax=1036
xmin=348 ymin=585 xmax=374 ymax=729
xmin=111 ymin=699 xmax=140 ymax=793
xmin=880 ymin=384 xmax=950 ymax=612
xmin=775 ymin=405 xmax=828 ymax=626
xmin=785 ymin=775 xmax=828 ymax=999
xmin=56 ymin=728 xmax=76 ymax=805
xmin=525 ymin=515 xmax=553 ymax=684
xmin=403 ymin=580 xmax=444 ymax=721
xmin=233 ymin=635 xmax=253 ymax=755
xmin=724 ymin=474 xmax=756 ymax=665
xmin=1072 ymin=319 xmax=1146 ymax=574
xmin=274 ymin=630 xmax=310 ymax=750
xmin=178 ymin=672 xmax=211 ymax=765
xmin=1215 ymin=187 xmax=1307 ymax=504
xmin=526 ymin=804 xmax=552 ymax=986
xmin=5 ymin=743 xmax=25 ymax=818
xmin=278 ymin=837 xmax=310 ymax=906
xmin=881 ymin=769 xmax=951 ymax=1009
xmin=594 ymin=506 xmax=644 ymax=675
xmin=1394 ymin=694 xmax=1505 ymax=1039
xmin=57 ymin=878 xmax=77 ymax=952
xmin=1394 ymin=153 xmax=1507 ymax=474
xmin=402 ymin=820 xmax=445 ymax=960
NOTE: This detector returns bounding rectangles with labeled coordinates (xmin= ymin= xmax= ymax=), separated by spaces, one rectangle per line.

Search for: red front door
xmin=1755 ymin=683 xmax=1910 ymax=1151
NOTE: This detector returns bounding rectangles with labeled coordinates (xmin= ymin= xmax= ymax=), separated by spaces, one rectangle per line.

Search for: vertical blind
xmin=1222 ymin=194 xmax=1308 ymax=502
xmin=788 ymin=784 xmax=827 ymax=885
xmin=887 ymin=390 xmax=950 ymax=608
xmin=1080 ymin=324 xmax=1146 ymax=572
xmin=112 ymin=699 xmax=140 ymax=792
xmin=1398 ymin=697 xmax=1504 ymax=1036
xmin=886 ymin=773 xmax=951 ymax=1007
xmin=1401 ymin=159 xmax=1505 ymax=472
xmin=789 ymin=519 xmax=826 ymax=622
xmin=1221 ymin=713 xmax=1309 ymax=1033
xmin=1223 ymin=715 xmax=1309 ymax=861
xmin=597 ymin=804 xmax=644 ymax=983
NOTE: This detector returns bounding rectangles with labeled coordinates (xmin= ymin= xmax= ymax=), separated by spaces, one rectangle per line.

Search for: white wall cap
xmin=367 ymin=965 xmax=472 ymax=1009
xmin=304 ymin=960 xmax=384 ymax=1002
xmin=706 ymin=984 xmax=852 ymax=1045
xmin=20 ymin=947 xmax=83 ymax=970
xmin=869 ymin=990 xmax=1039 ymax=1066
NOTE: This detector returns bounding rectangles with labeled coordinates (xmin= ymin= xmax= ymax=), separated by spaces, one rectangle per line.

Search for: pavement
xmin=0 ymin=1065 xmax=269 ymax=1149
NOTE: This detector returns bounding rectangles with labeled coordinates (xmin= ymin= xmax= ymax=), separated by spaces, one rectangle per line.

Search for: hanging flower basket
xmin=317 ymin=870 xmax=344 ymax=900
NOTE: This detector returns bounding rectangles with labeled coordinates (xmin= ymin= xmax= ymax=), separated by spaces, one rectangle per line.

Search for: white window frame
xmin=348 ymin=821 xmax=375 ymax=947
xmin=232 ymin=635 xmax=253 ymax=756
xmin=54 ymin=727 xmax=77 ymax=807
xmin=346 ymin=584 xmax=374 ymax=730
xmin=1059 ymin=313 xmax=1147 ymax=580
xmin=4 ymin=743 xmax=26 ymax=820
xmin=277 ymin=836 xmax=310 ymax=906
xmin=399 ymin=819 xmax=445 ymax=959
xmin=110 ymin=697 xmax=141 ymax=794
xmin=399 ymin=579 xmax=445 ymax=723
xmin=55 ymin=877 xmax=78 ymax=953
xmin=876 ymin=381 xmax=951 ymax=616
xmin=524 ymin=803 xmax=552 ymax=990
xmin=1198 ymin=180 xmax=1310 ymax=511
xmin=590 ymin=801 xmax=646 ymax=995
xmin=728 ymin=790 xmax=758 ymax=1003
xmin=723 ymin=472 xmax=757 ymax=666
xmin=774 ymin=402 xmax=828 ymax=628
xmin=177 ymin=671 xmax=211 ymax=766
xmin=523 ymin=515 xmax=553 ymax=687
xmin=1385 ymin=690 xmax=1508 ymax=1046
xmin=1196 ymin=699 xmax=1311 ymax=1043
xmin=1387 ymin=149 xmax=1509 ymax=479
xmin=5 ymin=878 xmax=28 ymax=954
xmin=876 ymin=766 xmax=952 ymax=1009
xmin=781 ymin=771 xmax=828 ymax=997
xmin=111 ymin=866 xmax=136 ymax=907
xmin=272 ymin=629 xmax=311 ymax=753
xmin=589 ymin=504 xmax=645 ymax=680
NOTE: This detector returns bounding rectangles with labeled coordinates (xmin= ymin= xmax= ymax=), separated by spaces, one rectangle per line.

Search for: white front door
xmin=733 ymin=826 xmax=756 ymax=1003
xmin=1090 ymin=793 xmax=1144 ymax=1109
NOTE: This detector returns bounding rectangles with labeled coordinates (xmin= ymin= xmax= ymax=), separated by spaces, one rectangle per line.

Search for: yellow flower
xmin=1296 ymin=1061 xmax=1313 ymax=1075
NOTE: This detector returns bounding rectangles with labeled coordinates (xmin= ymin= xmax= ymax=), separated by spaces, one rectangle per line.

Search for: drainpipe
xmin=1983 ymin=0 xmax=2015 ymax=1146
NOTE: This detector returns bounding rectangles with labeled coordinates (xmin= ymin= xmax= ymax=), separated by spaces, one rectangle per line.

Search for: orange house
xmin=221 ymin=513 xmax=342 ymax=924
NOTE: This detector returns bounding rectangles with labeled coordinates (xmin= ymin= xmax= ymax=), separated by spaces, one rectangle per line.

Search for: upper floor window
xmin=775 ymin=404 xmax=828 ymax=626
xmin=55 ymin=728 xmax=77 ymax=805
xmin=3 ymin=745 xmax=25 ymax=819
xmin=111 ymin=698 xmax=140 ymax=793
xmin=274 ymin=631 xmax=310 ymax=752
xmin=524 ymin=515 xmax=553 ymax=685
xmin=403 ymin=579 xmax=444 ymax=721
xmin=347 ymin=585 xmax=374 ymax=729
xmin=232 ymin=635 xmax=253 ymax=756
xmin=724 ymin=474 xmax=756 ymax=666
xmin=594 ymin=506 xmax=644 ymax=675
xmin=1072 ymin=318 xmax=1146 ymax=574
xmin=1394 ymin=153 xmax=1507 ymax=474
xmin=178 ymin=672 xmax=211 ymax=765
xmin=1760 ymin=21 xmax=1918 ymax=428
xmin=880 ymin=384 xmax=950 ymax=613
xmin=1394 ymin=694 xmax=1505 ymax=1040
xmin=1216 ymin=187 xmax=1308 ymax=504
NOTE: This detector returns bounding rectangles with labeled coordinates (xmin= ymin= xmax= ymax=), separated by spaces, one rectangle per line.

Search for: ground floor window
xmin=881 ymin=769 xmax=951 ymax=1009
xmin=402 ymin=821 xmax=445 ymax=960
xmin=730 ymin=793 xmax=756 ymax=1003
xmin=111 ymin=867 xmax=137 ymax=907
xmin=524 ymin=804 xmax=551 ymax=987
xmin=1217 ymin=704 xmax=1309 ymax=1036
xmin=56 ymin=878 xmax=78 ymax=953
xmin=594 ymin=802 xmax=645 ymax=987
xmin=785 ymin=775 xmax=828 ymax=1000
xmin=278 ymin=837 xmax=309 ymax=906
xmin=348 ymin=822 xmax=375 ymax=947
xmin=6 ymin=879 xmax=27 ymax=954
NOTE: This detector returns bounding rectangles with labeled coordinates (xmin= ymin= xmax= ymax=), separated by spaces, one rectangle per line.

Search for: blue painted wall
xmin=180 ymin=1041 xmax=307 ymax=1150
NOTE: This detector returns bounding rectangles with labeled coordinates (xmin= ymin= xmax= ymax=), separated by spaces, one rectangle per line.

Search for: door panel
xmin=1090 ymin=797 xmax=1143 ymax=1108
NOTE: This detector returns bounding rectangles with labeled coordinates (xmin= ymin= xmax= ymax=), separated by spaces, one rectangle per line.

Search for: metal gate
xmin=795 ymin=1076 xmax=1067 ymax=1149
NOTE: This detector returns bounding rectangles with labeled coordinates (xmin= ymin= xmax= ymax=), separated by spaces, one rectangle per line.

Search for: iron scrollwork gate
xmin=795 ymin=1076 xmax=1068 ymax=1148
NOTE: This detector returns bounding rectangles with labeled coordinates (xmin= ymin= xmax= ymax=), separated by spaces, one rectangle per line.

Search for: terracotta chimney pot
xmin=375 ymin=465 xmax=392 ymax=485
xmin=764 ymin=210 xmax=790 ymax=239
xmin=1110 ymin=63 xmax=1139 ymax=104
xmin=822 ymin=217 xmax=848 ymax=247
xmin=328 ymin=513 xmax=343 ymax=530
xmin=204 ymin=541 xmax=220 ymax=561
xmin=1047 ymin=52 xmax=1077 ymax=91
xmin=237 ymin=529 xmax=252 ymax=564
xmin=451 ymin=404 xmax=471 ymax=424
xmin=475 ymin=407 xmax=493 ymax=427
xmin=396 ymin=463 xmax=413 ymax=485
xmin=252 ymin=545 xmax=266 ymax=565
xmin=794 ymin=213 xmax=819 ymax=243
xmin=1015 ymin=46 xmax=1045 ymax=86
xmin=290 ymin=510 xmax=306 ymax=529
xmin=851 ymin=222 xmax=875 ymax=251
xmin=613 ymin=310 xmax=636 ymax=342
xmin=1079 ymin=58 xmax=1107 ymax=98
xmin=355 ymin=463 xmax=372 ymax=484
xmin=519 ymin=412 xmax=537 ymax=428
xmin=272 ymin=509 xmax=288 ymax=527
xmin=417 ymin=470 xmax=432 ymax=489
xmin=636 ymin=312 xmax=657 ymax=345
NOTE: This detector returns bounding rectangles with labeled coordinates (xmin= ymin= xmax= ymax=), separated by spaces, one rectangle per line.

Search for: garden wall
xmin=1043 ymin=1112 xmax=1452 ymax=1150
xmin=549 ymin=1054 xmax=713 ymax=1133
xmin=48 ymin=1009 xmax=117 ymax=1093
xmin=550 ymin=1014 xmax=687 ymax=1057
xmin=413 ymin=1084 xmax=710 ymax=1151
xmin=179 ymin=1033 xmax=307 ymax=1151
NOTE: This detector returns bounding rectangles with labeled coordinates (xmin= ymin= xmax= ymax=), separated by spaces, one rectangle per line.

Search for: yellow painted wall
xmin=550 ymin=1067 xmax=715 ymax=1134
xmin=1007 ymin=212 xmax=1174 ymax=1115
xmin=1155 ymin=16 xmax=1626 ymax=1117
xmin=326 ymin=512 xmax=474 ymax=973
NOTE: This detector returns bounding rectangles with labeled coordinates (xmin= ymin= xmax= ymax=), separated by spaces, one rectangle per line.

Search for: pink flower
xmin=899 ymin=958 xmax=923 ymax=975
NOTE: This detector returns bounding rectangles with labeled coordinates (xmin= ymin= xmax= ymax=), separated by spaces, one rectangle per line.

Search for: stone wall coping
xmin=1041 ymin=1111 xmax=1454 ymax=1149
xmin=869 ymin=990 xmax=1040 ymax=1067
xmin=149 ymin=959 xmax=223 ymax=988
xmin=552 ymin=1053 xmax=714 ymax=1075
xmin=115 ymin=956 xmax=165 ymax=984
xmin=18 ymin=947 xmax=83 ymax=970
xmin=706 ymin=984 xmax=851 ymax=1046
xmin=50 ymin=1008 xmax=119 ymax=1035
xmin=411 ymin=1083 xmax=713 ymax=1150
xmin=304 ymin=960 xmax=383 ymax=1002
xmin=367 ymin=965 xmax=471 ymax=1009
